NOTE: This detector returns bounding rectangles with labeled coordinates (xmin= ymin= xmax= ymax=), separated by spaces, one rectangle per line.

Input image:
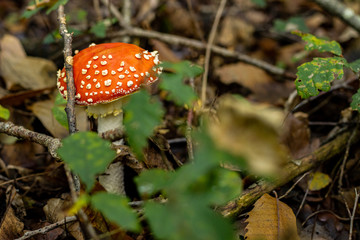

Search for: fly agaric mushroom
xmin=57 ymin=42 xmax=162 ymax=194
xmin=57 ymin=42 xmax=162 ymax=134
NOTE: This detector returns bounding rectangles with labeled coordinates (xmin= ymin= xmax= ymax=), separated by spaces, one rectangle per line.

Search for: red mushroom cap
xmin=57 ymin=42 xmax=162 ymax=105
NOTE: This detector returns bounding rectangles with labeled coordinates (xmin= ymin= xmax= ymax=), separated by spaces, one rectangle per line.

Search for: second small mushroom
xmin=57 ymin=42 xmax=162 ymax=194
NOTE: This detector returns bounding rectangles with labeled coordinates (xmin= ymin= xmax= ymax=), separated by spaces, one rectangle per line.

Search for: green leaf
xmin=161 ymin=61 xmax=203 ymax=79
xmin=273 ymin=17 xmax=309 ymax=33
xmin=293 ymin=31 xmax=342 ymax=56
xmin=251 ymin=0 xmax=266 ymax=8
xmin=90 ymin=21 xmax=107 ymax=38
xmin=144 ymin=199 xmax=235 ymax=240
xmin=351 ymin=88 xmax=360 ymax=111
xmin=160 ymin=73 xmax=197 ymax=106
xmin=57 ymin=132 xmax=116 ymax=191
xmin=21 ymin=6 xmax=42 ymax=19
xmin=348 ymin=58 xmax=360 ymax=73
xmin=0 ymin=105 xmax=10 ymax=120
xmin=52 ymin=93 xmax=68 ymax=129
xmin=46 ymin=0 xmax=69 ymax=14
xmin=123 ymin=90 xmax=164 ymax=157
xmin=308 ymin=172 xmax=331 ymax=191
xmin=91 ymin=192 xmax=140 ymax=232
xmin=135 ymin=169 xmax=170 ymax=196
xmin=295 ymin=57 xmax=345 ymax=98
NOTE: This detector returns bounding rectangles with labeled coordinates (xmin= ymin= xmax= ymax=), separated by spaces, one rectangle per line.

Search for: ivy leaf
xmin=160 ymin=73 xmax=197 ymax=106
xmin=295 ymin=57 xmax=345 ymax=98
xmin=293 ymin=31 xmax=342 ymax=56
xmin=308 ymin=172 xmax=331 ymax=191
xmin=0 ymin=105 xmax=10 ymax=120
xmin=91 ymin=192 xmax=140 ymax=232
xmin=57 ymin=132 xmax=116 ymax=191
xmin=123 ymin=90 xmax=164 ymax=158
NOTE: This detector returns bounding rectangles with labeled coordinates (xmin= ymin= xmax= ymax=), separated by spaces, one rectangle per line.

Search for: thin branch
xmin=279 ymin=171 xmax=310 ymax=200
xmin=15 ymin=216 xmax=77 ymax=240
xmin=338 ymin=122 xmax=358 ymax=189
xmin=121 ymin=0 xmax=131 ymax=43
xmin=312 ymin=0 xmax=360 ymax=34
xmin=349 ymin=188 xmax=359 ymax=240
xmin=201 ymin=0 xmax=227 ymax=106
xmin=58 ymin=5 xmax=77 ymax=134
xmin=0 ymin=121 xmax=61 ymax=159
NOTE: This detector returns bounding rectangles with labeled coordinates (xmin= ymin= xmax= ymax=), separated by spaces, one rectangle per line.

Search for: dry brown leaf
xmin=43 ymin=193 xmax=84 ymax=240
xmin=280 ymin=112 xmax=320 ymax=159
xmin=0 ymin=207 xmax=24 ymax=239
xmin=245 ymin=193 xmax=299 ymax=240
xmin=217 ymin=17 xmax=254 ymax=47
xmin=209 ymin=95 xmax=288 ymax=176
xmin=0 ymin=34 xmax=57 ymax=90
xmin=29 ymin=98 xmax=88 ymax=138
xmin=215 ymin=62 xmax=292 ymax=102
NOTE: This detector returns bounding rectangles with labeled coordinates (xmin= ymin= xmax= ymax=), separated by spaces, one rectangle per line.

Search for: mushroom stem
xmin=97 ymin=113 xmax=124 ymax=135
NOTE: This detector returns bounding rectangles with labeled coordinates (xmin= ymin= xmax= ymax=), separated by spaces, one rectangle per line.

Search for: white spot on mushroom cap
xmin=93 ymin=64 xmax=98 ymax=69
xmin=135 ymin=53 xmax=141 ymax=59
xmin=111 ymin=70 xmax=116 ymax=75
xmin=93 ymin=56 xmax=99 ymax=60
xmin=95 ymin=70 xmax=100 ymax=75
xmin=104 ymin=79 xmax=112 ymax=86
xmin=127 ymin=81 xmax=133 ymax=87
xmin=96 ymin=82 xmax=101 ymax=88
xmin=108 ymin=55 xmax=113 ymax=59
xmin=117 ymin=82 xmax=122 ymax=86
xmin=102 ymin=70 xmax=108 ymax=76
xmin=86 ymin=83 xmax=91 ymax=89
xmin=86 ymin=75 xmax=91 ymax=80
xmin=130 ymin=66 xmax=136 ymax=72
xmin=119 ymin=75 xmax=125 ymax=79
xmin=101 ymin=61 xmax=107 ymax=65
xmin=102 ymin=55 xmax=106 ymax=59
xmin=88 ymin=98 xmax=93 ymax=103
xmin=82 ymin=69 xmax=87 ymax=74
xmin=120 ymin=61 xmax=125 ymax=66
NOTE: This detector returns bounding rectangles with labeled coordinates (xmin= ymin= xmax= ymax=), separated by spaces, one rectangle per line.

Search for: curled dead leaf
xmin=208 ymin=95 xmax=289 ymax=176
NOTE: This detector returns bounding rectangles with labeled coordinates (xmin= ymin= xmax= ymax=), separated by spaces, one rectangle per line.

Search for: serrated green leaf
xmin=91 ymin=192 xmax=140 ymax=232
xmin=160 ymin=73 xmax=197 ymax=106
xmin=46 ymin=0 xmax=69 ymax=14
xmin=308 ymin=172 xmax=331 ymax=191
xmin=135 ymin=169 xmax=169 ymax=196
xmin=295 ymin=57 xmax=345 ymax=98
xmin=0 ymin=105 xmax=10 ymax=120
xmin=57 ymin=132 xmax=116 ymax=191
xmin=293 ymin=31 xmax=342 ymax=56
xmin=90 ymin=21 xmax=107 ymax=38
xmin=123 ymin=90 xmax=164 ymax=158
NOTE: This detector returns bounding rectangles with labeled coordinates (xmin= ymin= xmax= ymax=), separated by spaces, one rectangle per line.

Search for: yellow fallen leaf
xmin=308 ymin=172 xmax=331 ymax=191
xmin=246 ymin=193 xmax=299 ymax=240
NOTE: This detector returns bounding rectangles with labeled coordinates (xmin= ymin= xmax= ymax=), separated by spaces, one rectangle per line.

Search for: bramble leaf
xmin=351 ymin=89 xmax=360 ymax=111
xmin=52 ymin=93 xmax=68 ymax=129
xmin=123 ymin=90 xmax=164 ymax=158
xmin=295 ymin=57 xmax=345 ymax=98
xmin=57 ymin=132 xmax=116 ymax=191
xmin=308 ymin=172 xmax=331 ymax=191
xmin=293 ymin=31 xmax=342 ymax=56
xmin=91 ymin=192 xmax=140 ymax=232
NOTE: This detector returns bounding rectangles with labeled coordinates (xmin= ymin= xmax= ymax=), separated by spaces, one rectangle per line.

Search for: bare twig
xmin=201 ymin=0 xmax=226 ymax=106
xmin=296 ymin=188 xmax=309 ymax=217
xmin=15 ymin=216 xmax=77 ymax=240
xmin=279 ymin=171 xmax=310 ymax=200
xmin=58 ymin=6 xmax=77 ymax=134
xmin=349 ymin=188 xmax=359 ymax=240
xmin=338 ymin=122 xmax=358 ymax=189
xmin=312 ymin=0 xmax=360 ymax=34
xmin=0 ymin=121 xmax=61 ymax=159
xmin=302 ymin=209 xmax=351 ymax=226
xmin=121 ymin=0 xmax=131 ymax=43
